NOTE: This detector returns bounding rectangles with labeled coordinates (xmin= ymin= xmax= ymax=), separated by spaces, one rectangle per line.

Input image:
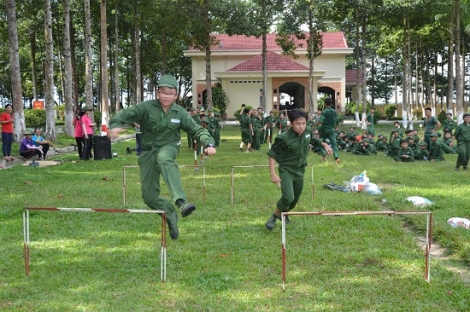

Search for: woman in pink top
xmin=80 ymin=106 xmax=95 ymax=160
xmin=74 ymin=108 xmax=84 ymax=159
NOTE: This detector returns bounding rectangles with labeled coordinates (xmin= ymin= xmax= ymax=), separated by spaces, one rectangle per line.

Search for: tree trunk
xmin=454 ymin=0 xmax=463 ymax=123
xmin=447 ymin=4 xmax=455 ymax=113
xmin=6 ymin=0 xmax=25 ymax=142
xmin=114 ymin=1 xmax=121 ymax=112
xmin=134 ymin=3 xmax=142 ymax=103
xmin=84 ymin=0 xmax=93 ymax=108
xmin=100 ymin=0 xmax=109 ymax=126
xmin=70 ymin=18 xmax=79 ymax=108
xmin=402 ymin=15 xmax=410 ymax=128
xmin=361 ymin=12 xmax=367 ymax=130
xmin=44 ymin=0 xmax=56 ymax=141
xmin=30 ymin=31 xmax=38 ymax=101
xmin=204 ymin=0 xmax=212 ymax=109
xmin=308 ymin=7 xmax=315 ymax=113
xmin=63 ymin=0 xmax=74 ymax=136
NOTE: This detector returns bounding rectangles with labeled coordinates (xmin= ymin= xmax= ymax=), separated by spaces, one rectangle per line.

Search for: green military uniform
xmin=414 ymin=142 xmax=429 ymax=160
xmin=376 ymin=136 xmax=388 ymax=152
xmin=258 ymin=112 xmax=266 ymax=144
xmin=109 ymin=99 xmax=214 ymax=228
xmin=188 ymin=110 xmax=201 ymax=148
xmin=276 ymin=118 xmax=288 ymax=136
xmin=264 ymin=114 xmax=276 ymax=143
xmin=423 ymin=116 xmax=439 ymax=149
xmin=389 ymin=128 xmax=403 ymax=143
xmin=387 ymin=134 xmax=401 ymax=157
xmin=441 ymin=138 xmax=456 ymax=154
xmin=318 ymin=106 xmax=340 ymax=160
xmin=252 ymin=115 xmax=262 ymax=150
xmin=394 ymin=143 xmax=415 ymax=162
xmin=353 ymin=140 xmax=371 ymax=155
xmin=442 ymin=117 xmax=455 ymax=135
xmin=210 ymin=113 xmax=221 ymax=147
xmin=367 ymin=140 xmax=377 ymax=155
xmin=267 ymin=127 xmax=322 ymax=212
xmin=428 ymin=134 xmax=445 ymax=161
xmin=366 ymin=112 xmax=375 ymax=135
xmin=453 ymin=115 xmax=470 ymax=170
xmin=240 ymin=112 xmax=253 ymax=144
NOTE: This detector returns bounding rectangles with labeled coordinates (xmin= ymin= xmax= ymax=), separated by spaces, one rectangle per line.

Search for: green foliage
xmin=93 ymin=111 xmax=102 ymax=127
xmin=437 ymin=110 xmax=447 ymax=125
xmin=24 ymin=109 xmax=46 ymax=128
xmin=385 ymin=104 xmax=397 ymax=120
xmin=233 ymin=104 xmax=253 ymax=121
xmin=211 ymin=83 xmax=229 ymax=116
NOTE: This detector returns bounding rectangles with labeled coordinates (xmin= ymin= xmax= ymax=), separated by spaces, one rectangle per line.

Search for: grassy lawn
xmin=1 ymin=124 xmax=470 ymax=311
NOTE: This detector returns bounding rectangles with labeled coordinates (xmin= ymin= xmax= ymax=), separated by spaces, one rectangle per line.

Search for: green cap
xmin=157 ymin=75 xmax=178 ymax=89
xmin=82 ymin=106 xmax=92 ymax=111
xmin=199 ymin=107 xmax=206 ymax=112
xmin=430 ymin=133 xmax=438 ymax=138
xmin=419 ymin=141 xmax=428 ymax=146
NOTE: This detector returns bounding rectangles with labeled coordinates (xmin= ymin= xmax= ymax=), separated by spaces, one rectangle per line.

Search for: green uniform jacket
xmin=319 ymin=107 xmax=338 ymax=129
xmin=454 ymin=123 xmax=470 ymax=142
xmin=423 ymin=116 xmax=439 ymax=134
xmin=268 ymin=127 xmax=322 ymax=170
xmin=397 ymin=147 xmax=415 ymax=160
xmin=353 ymin=143 xmax=371 ymax=155
xmin=240 ymin=114 xmax=252 ymax=129
xmin=109 ymin=100 xmax=214 ymax=150
xmin=429 ymin=141 xmax=445 ymax=161
xmin=442 ymin=119 xmax=455 ymax=133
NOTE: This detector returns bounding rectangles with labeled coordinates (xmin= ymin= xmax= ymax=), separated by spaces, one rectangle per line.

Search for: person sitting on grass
xmin=265 ymin=109 xmax=332 ymax=230
xmin=32 ymin=128 xmax=54 ymax=159
xmin=428 ymin=133 xmax=445 ymax=162
xmin=441 ymin=131 xmax=456 ymax=154
xmin=407 ymin=136 xmax=418 ymax=154
xmin=414 ymin=141 xmax=429 ymax=161
xmin=19 ymin=132 xmax=43 ymax=160
xmin=389 ymin=121 xmax=403 ymax=143
xmin=376 ymin=134 xmax=388 ymax=152
xmin=394 ymin=139 xmax=415 ymax=162
xmin=387 ymin=130 xmax=401 ymax=158
xmin=353 ymin=139 xmax=372 ymax=155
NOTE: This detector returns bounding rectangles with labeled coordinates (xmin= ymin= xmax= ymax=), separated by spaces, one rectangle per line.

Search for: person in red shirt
xmin=80 ymin=106 xmax=95 ymax=160
xmin=1 ymin=104 xmax=14 ymax=161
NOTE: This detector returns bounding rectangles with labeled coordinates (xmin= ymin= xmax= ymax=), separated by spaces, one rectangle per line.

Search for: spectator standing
xmin=423 ymin=107 xmax=441 ymax=149
xmin=74 ymin=108 xmax=84 ymax=159
xmin=453 ymin=113 xmax=470 ymax=171
xmin=1 ymin=104 xmax=14 ymax=161
xmin=81 ymin=106 xmax=95 ymax=160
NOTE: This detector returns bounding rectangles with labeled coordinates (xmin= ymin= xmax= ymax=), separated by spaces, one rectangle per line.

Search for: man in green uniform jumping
xmin=108 ymin=75 xmax=216 ymax=240
xmin=315 ymin=98 xmax=340 ymax=164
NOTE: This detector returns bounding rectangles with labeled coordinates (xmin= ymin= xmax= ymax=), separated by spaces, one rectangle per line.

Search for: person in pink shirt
xmin=80 ymin=106 xmax=95 ymax=160
xmin=74 ymin=108 xmax=84 ymax=159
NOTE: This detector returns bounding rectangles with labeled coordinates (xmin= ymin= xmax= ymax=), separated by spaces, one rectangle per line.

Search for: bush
xmin=437 ymin=110 xmax=447 ymax=125
xmin=25 ymin=109 xmax=46 ymax=128
xmin=234 ymin=104 xmax=253 ymax=121
xmin=385 ymin=105 xmax=397 ymax=120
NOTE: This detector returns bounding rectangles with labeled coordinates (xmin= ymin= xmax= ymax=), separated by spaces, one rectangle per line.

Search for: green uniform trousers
xmin=253 ymin=128 xmax=261 ymax=150
xmin=320 ymin=128 xmax=340 ymax=159
xmin=456 ymin=141 xmax=470 ymax=168
xmin=277 ymin=166 xmax=305 ymax=212
xmin=138 ymin=143 xmax=185 ymax=215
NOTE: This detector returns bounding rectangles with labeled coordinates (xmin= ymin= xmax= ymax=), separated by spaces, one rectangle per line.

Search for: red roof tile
xmin=346 ymin=69 xmax=365 ymax=84
xmin=227 ymin=51 xmax=309 ymax=72
xmin=191 ymin=32 xmax=349 ymax=51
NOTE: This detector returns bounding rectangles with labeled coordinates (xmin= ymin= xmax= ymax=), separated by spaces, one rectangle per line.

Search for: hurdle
xmin=23 ymin=207 xmax=167 ymax=282
xmin=280 ymin=210 xmax=432 ymax=289
xmin=230 ymin=165 xmax=314 ymax=204
xmin=122 ymin=165 xmax=206 ymax=204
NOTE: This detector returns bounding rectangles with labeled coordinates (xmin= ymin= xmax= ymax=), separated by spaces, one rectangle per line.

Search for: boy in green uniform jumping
xmin=265 ymin=109 xmax=332 ymax=230
xmin=108 ymin=75 xmax=216 ymax=240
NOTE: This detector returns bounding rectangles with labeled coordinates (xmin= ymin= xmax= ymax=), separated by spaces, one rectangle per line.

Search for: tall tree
xmin=44 ymin=0 xmax=56 ymax=141
xmin=100 ymin=0 xmax=109 ymax=126
xmin=84 ymin=0 xmax=93 ymax=109
xmin=63 ymin=0 xmax=75 ymax=136
xmin=6 ymin=0 xmax=25 ymax=141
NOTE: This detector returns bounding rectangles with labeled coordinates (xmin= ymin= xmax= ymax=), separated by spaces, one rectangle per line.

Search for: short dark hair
xmin=324 ymin=98 xmax=332 ymax=106
xmin=288 ymin=109 xmax=308 ymax=123
xmin=243 ymin=108 xmax=250 ymax=114
xmin=425 ymin=107 xmax=431 ymax=112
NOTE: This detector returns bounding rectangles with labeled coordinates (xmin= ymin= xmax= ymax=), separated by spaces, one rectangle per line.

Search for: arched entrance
xmin=279 ymin=82 xmax=305 ymax=111
xmin=318 ymin=86 xmax=336 ymax=104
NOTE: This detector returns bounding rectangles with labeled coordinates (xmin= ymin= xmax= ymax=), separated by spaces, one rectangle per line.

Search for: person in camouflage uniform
xmin=353 ymin=139 xmax=372 ymax=155
xmin=251 ymin=109 xmax=262 ymax=150
xmin=387 ymin=130 xmax=401 ymax=157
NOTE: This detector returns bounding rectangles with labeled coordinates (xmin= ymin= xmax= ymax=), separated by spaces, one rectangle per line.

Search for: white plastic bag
xmin=405 ymin=196 xmax=434 ymax=207
xmin=347 ymin=170 xmax=369 ymax=192
xmin=447 ymin=217 xmax=470 ymax=229
xmin=363 ymin=182 xmax=382 ymax=195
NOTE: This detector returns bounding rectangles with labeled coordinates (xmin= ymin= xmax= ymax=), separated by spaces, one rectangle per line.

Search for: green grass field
xmin=1 ymin=125 xmax=469 ymax=311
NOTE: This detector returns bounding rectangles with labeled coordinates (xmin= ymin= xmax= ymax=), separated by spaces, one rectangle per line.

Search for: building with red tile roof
xmin=184 ymin=32 xmax=354 ymax=118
